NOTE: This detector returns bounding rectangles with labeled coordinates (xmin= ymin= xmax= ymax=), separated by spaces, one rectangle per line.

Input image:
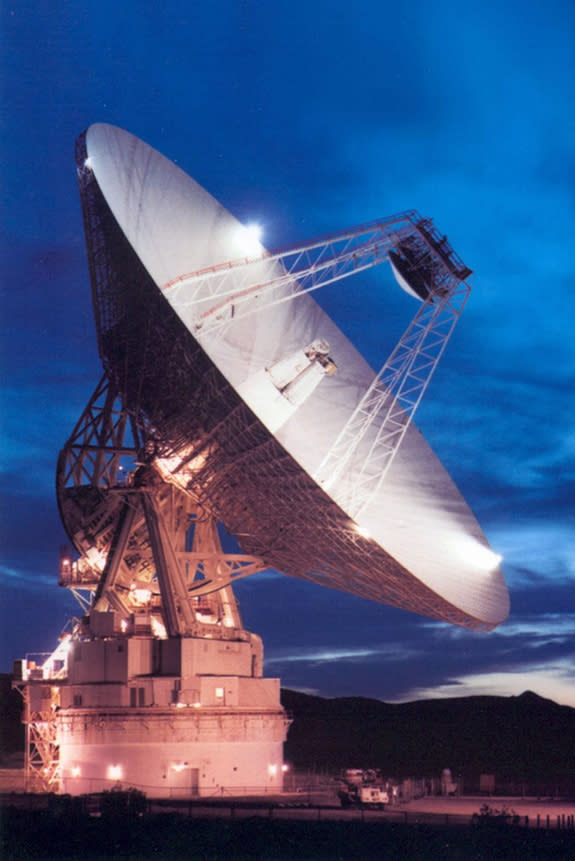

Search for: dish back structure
xmin=70 ymin=123 xmax=507 ymax=631
xmin=14 ymin=124 xmax=508 ymax=797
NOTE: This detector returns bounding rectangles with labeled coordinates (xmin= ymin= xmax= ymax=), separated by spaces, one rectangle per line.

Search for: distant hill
xmin=281 ymin=688 xmax=575 ymax=782
xmin=3 ymin=676 xmax=574 ymax=785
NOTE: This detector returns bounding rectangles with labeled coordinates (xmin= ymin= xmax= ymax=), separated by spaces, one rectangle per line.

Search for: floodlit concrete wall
xmin=57 ymin=635 xmax=286 ymax=796
xmin=238 ymin=677 xmax=280 ymax=707
xmin=68 ymin=641 xmax=129 ymax=684
xmin=180 ymin=638 xmax=254 ymax=678
xmin=60 ymin=674 xmax=280 ymax=710
xmin=67 ymin=638 xmax=157 ymax=684
xmin=57 ymin=708 xmax=288 ymax=797
xmin=60 ymin=683 xmax=125 ymax=709
xmin=127 ymin=638 xmax=154 ymax=677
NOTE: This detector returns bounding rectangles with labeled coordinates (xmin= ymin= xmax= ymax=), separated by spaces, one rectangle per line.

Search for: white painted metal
xmin=159 ymin=219 xmax=471 ymax=521
xmin=83 ymin=123 xmax=509 ymax=628
xmin=314 ymin=279 xmax=471 ymax=519
xmin=161 ymin=214 xmax=416 ymax=333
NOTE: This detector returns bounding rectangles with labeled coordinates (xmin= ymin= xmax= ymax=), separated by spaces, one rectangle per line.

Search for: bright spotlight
xmin=353 ymin=523 xmax=371 ymax=539
xmin=60 ymin=637 xmax=72 ymax=655
xmin=234 ymin=223 xmax=264 ymax=257
xmin=455 ymin=538 xmax=503 ymax=571
xmin=473 ymin=545 xmax=503 ymax=569
xmin=131 ymin=586 xmax=152 ymax=605
xmin=107 ymin=764 xmax=123 ymax=780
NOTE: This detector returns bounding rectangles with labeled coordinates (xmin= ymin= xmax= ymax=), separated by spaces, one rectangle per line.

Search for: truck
xmin=337 ymin=769 xmax=391 ymax=810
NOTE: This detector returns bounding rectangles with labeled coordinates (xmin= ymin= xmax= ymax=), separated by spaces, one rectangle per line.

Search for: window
xmin=130 ymin=687 xmax=145 ymax=706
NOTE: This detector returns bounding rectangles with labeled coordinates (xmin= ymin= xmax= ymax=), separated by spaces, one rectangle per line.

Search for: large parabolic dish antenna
xmin=72 ymin=123 xmax=508 ymax=632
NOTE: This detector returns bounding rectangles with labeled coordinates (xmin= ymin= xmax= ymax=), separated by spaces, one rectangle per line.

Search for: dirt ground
xmin=403 ymin=794 xmax=575 ymax=819
xmin=1 ymin=764 xmax=573 ymax=822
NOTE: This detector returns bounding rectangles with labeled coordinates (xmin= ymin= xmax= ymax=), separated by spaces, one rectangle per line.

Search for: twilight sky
xmin=1 ymin=0 xmax=574 ymax=706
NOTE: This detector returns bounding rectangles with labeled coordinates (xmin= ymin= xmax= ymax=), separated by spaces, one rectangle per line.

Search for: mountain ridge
xmin=281 ymin=687 xmax=575 ymax=783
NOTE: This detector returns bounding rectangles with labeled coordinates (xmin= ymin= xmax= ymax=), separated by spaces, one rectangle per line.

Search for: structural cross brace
xmin=161 ymin=212 xmax=472 ymax=520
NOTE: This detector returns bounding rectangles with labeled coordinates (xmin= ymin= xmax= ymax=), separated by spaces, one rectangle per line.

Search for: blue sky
xmin=1 ymin=0 xmax=574 ymax=705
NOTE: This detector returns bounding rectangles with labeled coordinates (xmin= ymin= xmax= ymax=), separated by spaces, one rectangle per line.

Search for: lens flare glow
xmin=453 ymin=537 xmax=503 ymax=571
xmin=233 ymin=223 xmax=264 ymax=257
xmin=107 ymin=764 xmax=123 ymax=780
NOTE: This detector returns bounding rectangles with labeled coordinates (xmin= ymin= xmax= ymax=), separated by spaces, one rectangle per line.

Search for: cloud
xmin=486 ymin=613 xmax=575 ymax=640
xmin=0 ymin=371 xmax=103 ymax=498
xmin=241 ymin=571 xmax=575 ymax=706
xmin=265 ymin=643 xmax=417 ymax=668
xmin=0 ymin=564 xmax=55 ymax=590
xmin=411 ymin=364 xmax=575 ymax=553
xmin=399 ymin=662 xmax=575 ymax=708
xmin=2 ymin=0 xmax=573 ymax=722
xmin=489 ymin=523 xmax=575 ymax=586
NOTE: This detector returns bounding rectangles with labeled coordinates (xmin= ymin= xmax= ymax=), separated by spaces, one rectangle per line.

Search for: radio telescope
xmin=14 ymin=124 xmax=508 ymax=796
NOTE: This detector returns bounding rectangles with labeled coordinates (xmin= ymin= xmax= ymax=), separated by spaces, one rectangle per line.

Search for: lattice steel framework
xmin=57 ymin=376 xmax=267 ymax=637
xmin=13 ymin=678 xmax=61 ymax=793
xmin=314 ymin=278 xmax=471 ymax=519
xmin=162 ymin=212 xmax=416 ymax=329
xmin=72 ymin=128 xmax=492 ymax=631
xmin=161 ymin=211 xmax=471 ymax=335
xmin=12 ymin=130 xmax=482 ymax=797
xmin=162 ymin=212 xmax=472 ymax=520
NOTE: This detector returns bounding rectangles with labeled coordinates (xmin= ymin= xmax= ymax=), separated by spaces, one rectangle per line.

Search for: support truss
xmin=57 ymin=376 xmax=268 ymax=635
xmin=314 ymin=277 xmax=471 ymax=519
xmin=161 ymin=212 xmax=470 ymax=335
xmin=13 ymin=680 xmax=61 ymax=793
xmin=57 ymin=374 xmax=144 ymax=491
xmin=162 ymin=212 xmax=420 ymax=332
xmin=161 ymin=209 xmax=472 ymax=518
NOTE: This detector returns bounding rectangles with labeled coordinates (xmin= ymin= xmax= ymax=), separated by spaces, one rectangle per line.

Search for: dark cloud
xmin=233 ymin=572 xmax=575 ymax=703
